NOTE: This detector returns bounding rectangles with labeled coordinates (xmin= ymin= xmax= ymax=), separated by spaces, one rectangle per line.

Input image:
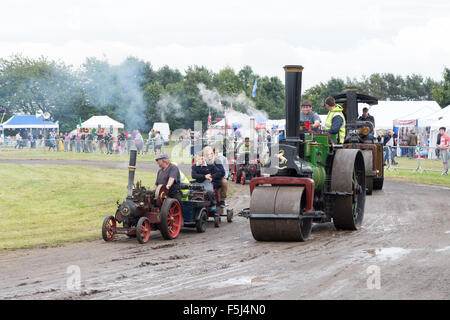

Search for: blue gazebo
xmin=1 ymin=115 xmax=58 ymax=131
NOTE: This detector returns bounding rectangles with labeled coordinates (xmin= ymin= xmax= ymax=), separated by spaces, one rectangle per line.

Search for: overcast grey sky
xmin=1 ymin=0 xmax=449 ymax=89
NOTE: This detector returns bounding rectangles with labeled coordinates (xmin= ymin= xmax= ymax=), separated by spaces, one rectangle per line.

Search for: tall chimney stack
xmin=283 ymin=65 xmax=303 ymax=139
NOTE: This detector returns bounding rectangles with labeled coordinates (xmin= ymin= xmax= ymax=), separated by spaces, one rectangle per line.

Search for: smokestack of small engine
xmin=127 ymin=150 xmax=137 ymax=199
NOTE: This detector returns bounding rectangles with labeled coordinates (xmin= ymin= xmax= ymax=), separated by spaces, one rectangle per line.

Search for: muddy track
xmin=0 ymin=159 xmax=449 ymax=299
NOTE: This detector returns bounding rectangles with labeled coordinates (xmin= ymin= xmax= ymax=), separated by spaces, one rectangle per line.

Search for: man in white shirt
xmin=213 ymin=144 xmax=229 ymax=207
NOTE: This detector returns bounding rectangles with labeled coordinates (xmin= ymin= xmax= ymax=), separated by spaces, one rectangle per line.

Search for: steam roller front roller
xmin=330 ymin=149 xmax=366 ymax=230
xmin=249 ymin=186 xmax=312 ymax=241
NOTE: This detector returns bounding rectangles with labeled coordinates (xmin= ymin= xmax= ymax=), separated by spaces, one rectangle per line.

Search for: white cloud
xmin=0 ymin=1 xmax=449 ymax=89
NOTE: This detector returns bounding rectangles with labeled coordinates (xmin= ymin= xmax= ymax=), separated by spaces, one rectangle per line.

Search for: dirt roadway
xmin=0 ymin=176 xmax=449 ymax=299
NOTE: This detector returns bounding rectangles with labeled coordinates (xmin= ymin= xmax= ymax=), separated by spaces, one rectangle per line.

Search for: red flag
xmin=208 ymin=112 xmax=212 ymax=126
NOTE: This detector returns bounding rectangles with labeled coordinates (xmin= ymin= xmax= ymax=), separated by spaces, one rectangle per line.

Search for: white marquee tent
xmin=69 ymin=115 xmax=124 ymax=136
xmin=359 ymin=100 xmax=442 ymax=131
xmin=417 ymin=105 xmax=450 ymax=158
xmin=81 ymin=115 xmax=124 ymax=129
xmin=419 ymin=105 xmax=450 ymax=129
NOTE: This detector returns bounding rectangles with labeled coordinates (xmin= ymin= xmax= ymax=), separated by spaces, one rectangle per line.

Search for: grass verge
xmin=384 ymin=157 xmax=449 ymax=187
xmin=0 ymin=164 xmax=156 ymax=251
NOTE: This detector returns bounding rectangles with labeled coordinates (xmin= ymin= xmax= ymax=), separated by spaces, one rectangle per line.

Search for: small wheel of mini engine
xmin=160 ymin=198 xmax=182 ymax=240
xmin=102 ymin=216 xmax=116 ymax=241
xmin=136 ymin=217 xmax=151 ymax=244
xmin=226 ymin=208 xmax=233 ymax=223
xmin=240 ymin=171 xmax=246 ymax=185
xmin=214 ymin=215 xmax=221 ymax=228
xmin=196 ymin=209 xmax=208 ymax=233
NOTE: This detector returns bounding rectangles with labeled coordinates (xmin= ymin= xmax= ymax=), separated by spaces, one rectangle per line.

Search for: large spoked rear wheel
xmin=331 ymin=149 xmax=366 ymax=230
xmin=102 ymin=216 xmax=116 ymax=241
xmin=160 ymin=198 xmax=182 ymax=240
xmin=136 ymin=217 xmax=151 ymax=244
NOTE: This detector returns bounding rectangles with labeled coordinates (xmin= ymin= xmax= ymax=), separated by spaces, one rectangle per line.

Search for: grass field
xmin=389 ymin=156 xmax=444 ymax=171
xmin=384 ymin=157 xmax=450 ymax=187
xmin=0 ymin=164 xmax=156 ymax=250
xmin=0 ymin=141 xmax=180 ymax=162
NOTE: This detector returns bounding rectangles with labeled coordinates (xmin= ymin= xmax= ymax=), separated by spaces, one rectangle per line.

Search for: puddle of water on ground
xmin=372 ymin=247 xmax=412 ymax=261
xmin=435 ymin=246 xmax=450 ymax=253
xmin=207 ymin=276 xmax=259 ymax=288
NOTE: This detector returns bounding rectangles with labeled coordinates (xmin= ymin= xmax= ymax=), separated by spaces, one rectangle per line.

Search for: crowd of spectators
xmin=0 ymin=128 xmax=166 ymax=155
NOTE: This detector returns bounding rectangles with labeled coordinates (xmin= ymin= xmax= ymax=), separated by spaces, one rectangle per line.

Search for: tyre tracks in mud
xmin=0 ymin=172 xmax=449 ymax=299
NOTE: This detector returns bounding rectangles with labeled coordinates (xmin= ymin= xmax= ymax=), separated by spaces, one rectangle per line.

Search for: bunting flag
xmin=78 ymin=118 xmax=82 ymax=134
xmin=252 ymin=79 xmax=258 ymax=98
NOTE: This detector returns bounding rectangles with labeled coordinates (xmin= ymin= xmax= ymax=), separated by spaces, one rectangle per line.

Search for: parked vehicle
xmin=152 ymin=122 xmax=171 ymax=145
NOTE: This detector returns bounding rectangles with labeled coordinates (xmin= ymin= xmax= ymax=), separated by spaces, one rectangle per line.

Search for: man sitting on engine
xmin=191 ymin=150 xmax=221 ymax=212
xmin=358 ymin=107 xmax=376 ymax=139
xmin=300 ymin=100 xmax=321 ymax=132
xmin=154 ymin=153 xmax=182 ymax=203
xmin=212 ymin=144 xmax=229 ymax=207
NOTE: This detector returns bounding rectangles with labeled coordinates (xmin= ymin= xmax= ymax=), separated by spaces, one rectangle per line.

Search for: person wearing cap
xmin=153 ymin=153 xmax=182 ymax=203
xmin=358 ymin=107 xmax=375 ymax=139
xmin=300 ymin=100 xmax=321 ymax=132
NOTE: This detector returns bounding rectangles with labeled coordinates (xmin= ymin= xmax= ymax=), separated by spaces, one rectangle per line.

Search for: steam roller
xmin=246 ymin=65 xmax=366 ymax=241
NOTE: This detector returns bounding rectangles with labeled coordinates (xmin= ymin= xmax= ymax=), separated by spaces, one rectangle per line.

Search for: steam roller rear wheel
xmin=249 ymin=186 xmax=312 ymax=241
xmin=160 ymin=198 xmax=182 ymax=240
xmin=331 ymin=149 xmax=366 ymax=230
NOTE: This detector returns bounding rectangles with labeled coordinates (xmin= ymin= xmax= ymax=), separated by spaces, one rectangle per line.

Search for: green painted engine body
xmin=302 ymin=133 xmax=330 ymax=190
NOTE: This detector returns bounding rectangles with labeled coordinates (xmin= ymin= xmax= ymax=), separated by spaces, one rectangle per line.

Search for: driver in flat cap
xmin=154 ymin=153 xmax=182 ymax=203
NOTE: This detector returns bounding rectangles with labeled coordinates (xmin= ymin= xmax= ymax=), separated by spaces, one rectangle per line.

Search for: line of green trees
xmin=0 ymin=54 xmax=449 ymax=133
